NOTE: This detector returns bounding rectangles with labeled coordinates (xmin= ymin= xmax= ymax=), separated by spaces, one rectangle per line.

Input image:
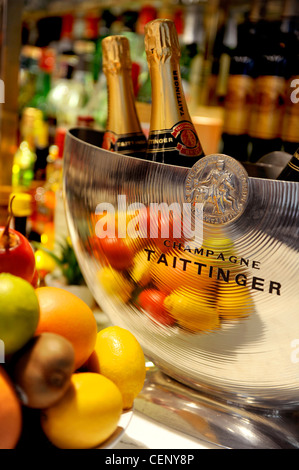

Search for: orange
xmin=0 ymin=366 xmax=22 ymax=449
xmin=41 ymin=372 xmax=122 ymax=449
xmin=149 ymin=249 xmax=215 ymax=295
xmin=35 ymin=287 xmax=97 ymax=370
xmin=164 ymin=287 xmax=220 ymax=333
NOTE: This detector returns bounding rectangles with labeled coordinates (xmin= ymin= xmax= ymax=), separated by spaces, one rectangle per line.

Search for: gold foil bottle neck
xmin=102 ymin=35 xmax=132 ymax=74
xmin=144 ymin=19 xmax=181 ymax=61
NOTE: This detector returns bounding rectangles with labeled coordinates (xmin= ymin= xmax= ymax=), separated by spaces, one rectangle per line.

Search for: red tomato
xmin=0 ymin=228 xmax=36 ymax=283
xmin=138 ymin=288 xmax=175 ymax=326
xmin=99 ymin=236 xmax=135 ymax=271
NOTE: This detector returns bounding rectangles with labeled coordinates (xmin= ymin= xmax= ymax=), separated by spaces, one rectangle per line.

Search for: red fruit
xmin=0 ymin=198 xmax=36 ymax=283
xmin=99 ymin=236 xmax=135 ymax=271
xmin=138 ymin=288 xmax=175 ymax=326
xmin=0 ymin=228 xmax=36 ymax=283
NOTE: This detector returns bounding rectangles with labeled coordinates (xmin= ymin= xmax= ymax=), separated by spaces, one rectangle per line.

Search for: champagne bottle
xmin=277 ymin=147 xmax=299 ymax=182
xmin=101 ymin=35 xmax=147 ymax=159
xmin=144 ymin=18 xmax=205 ymax=167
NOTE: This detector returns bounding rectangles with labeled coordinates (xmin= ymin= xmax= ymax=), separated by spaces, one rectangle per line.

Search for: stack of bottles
xmin=219 ymin=0 xmax=299 ymax=162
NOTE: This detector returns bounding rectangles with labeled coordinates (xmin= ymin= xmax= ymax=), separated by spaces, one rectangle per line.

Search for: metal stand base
xmin=135 ymin=365 xmax=299 ymax=449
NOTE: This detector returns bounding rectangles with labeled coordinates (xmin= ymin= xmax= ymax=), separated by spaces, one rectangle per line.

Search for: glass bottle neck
xmin=105 ymin=70 xmax=142 ymax=135
xmin=148 ymin=57 xmax=192 ymax=131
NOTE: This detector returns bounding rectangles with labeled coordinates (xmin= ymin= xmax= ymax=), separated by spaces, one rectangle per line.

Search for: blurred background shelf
xmin=0 ymin=0 xmax=298 ymax=228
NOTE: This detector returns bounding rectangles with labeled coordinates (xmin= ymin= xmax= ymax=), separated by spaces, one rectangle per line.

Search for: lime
xmin=0 ymin=273 xmax=40 ymax=355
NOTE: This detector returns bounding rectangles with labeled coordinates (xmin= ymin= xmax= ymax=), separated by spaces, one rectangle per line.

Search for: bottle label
xmin=102 ymin=131 xmax=147 ymax=156
xmin=147 ymin=121 xmax=203 ymax=159
xmin=287 ymin=151 xmax=299 ymax=173
xmin=281 ymin=76 xmax=299 ymax=143
xmin=223 ymin=75 xmax=254 ymax=135
xmin=249 ymin=76 xmax=285 ymax=139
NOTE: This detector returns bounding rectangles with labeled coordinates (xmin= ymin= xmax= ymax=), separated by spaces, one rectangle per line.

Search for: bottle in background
xmin=135 ymin=6 xmax=158 ymax=104
xmin=144 ymin=18 xmax=205 ymax=167
xmin=27 ymin=47 xmax=55 ymax=119
xmin=34 ymin=120 xmax=50 ymax=182
xmin=280 ymin=0 xmax=299 ymax=155
xmin=29 ymin=127 xmax=66 ymax=247
xmin=179 ymin=4 xmax=205 ymax=112
xmin=57 ymin=14 xmax=75 ymax=56
xmin=9 ymin=192 xmax=33 ymax=238
xmin=216 ymin=8 xmax=238 ymax=106
xmin=221 ymin=0 xmax=261 ymax=161
xmin=205 ymin=1 xmax=236 ymax=107
xmin=101 ymin=35 xmax=147 ymax=159
xmin=18 ymin=46 xmax=41 ymax=113
xmin=12 ymin=107 xmax=42 ymax=190
xmin=248 ymin=3 xmax=287 ymax=162
xmin=277 ymin=147 xmax=299 ymax=181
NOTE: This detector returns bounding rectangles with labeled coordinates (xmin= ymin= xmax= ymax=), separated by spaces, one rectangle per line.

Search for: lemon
xmin=164 ymin=288 xmax=220 ymax=333
xmin=129 ymin=250 xmax=152 ymax=287
xmin=92 ymin=326 xmax=146 ymax=409
xmin=0 ymin=273 xmax=40 ymax=355
xmin=97 ymin=267 xmax=134 ymax=303
xmin=41 ymin=372 xmax=123 ymax=449
xmin=34 ymin=249 xmax=57 ymax=273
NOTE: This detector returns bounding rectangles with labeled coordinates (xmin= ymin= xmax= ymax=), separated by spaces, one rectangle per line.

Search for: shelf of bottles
xmin=10 ymin=0 xmax=299 ymax=250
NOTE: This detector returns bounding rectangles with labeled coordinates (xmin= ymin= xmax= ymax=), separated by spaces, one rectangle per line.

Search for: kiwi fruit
xmin=12 ymin=332 xmax=75 ymax=409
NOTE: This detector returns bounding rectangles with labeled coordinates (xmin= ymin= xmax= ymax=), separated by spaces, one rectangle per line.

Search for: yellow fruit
xmin=90 ymin=326 xmax=146 ymax=409
xmin=129 ymin=250 xmax=153 ymax=287
xmin=97 ymin=267 xmax=134 ymax=303
xmin=217 ymin=281 xmax=253 ymax=320
xmin=164 ymin=288 xmax=220 ymax=333
xmin=0 ymin=273 xmax=40 ymax=355
xmin=41 ymin=372 xmax=123 ymax=449
xmin=149 ymin=249 xmax=214 ymax=295
xmin=34 ymin=249 xmax=57 ymax=273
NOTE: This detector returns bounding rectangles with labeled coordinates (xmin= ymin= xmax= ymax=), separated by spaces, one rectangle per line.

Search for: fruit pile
xmin=0 ymin=216 xmax=146 ymax=449
xmin=90 ymin=208 xmax=254 ymax=333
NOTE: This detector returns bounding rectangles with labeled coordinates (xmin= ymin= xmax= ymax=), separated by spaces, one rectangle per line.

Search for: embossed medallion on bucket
xmin=185 ymin=154 xmax=249 ymax=225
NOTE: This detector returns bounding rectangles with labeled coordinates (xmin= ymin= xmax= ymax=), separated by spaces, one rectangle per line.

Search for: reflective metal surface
xmin=63 ymin=128 xmax=299 ymax=410
xmin=136 ymin=365 xmax=299 ymax=449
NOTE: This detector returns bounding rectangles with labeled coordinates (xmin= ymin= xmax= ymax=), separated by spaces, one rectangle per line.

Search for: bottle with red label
xmin=101 ymin=35 xmax=147 ymax=159
xmin=144 ymin=18 xmax=205 ymax=167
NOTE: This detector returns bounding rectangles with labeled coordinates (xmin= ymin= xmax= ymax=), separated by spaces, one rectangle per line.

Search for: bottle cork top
xmin=102 ymin=35 xmax=132 ymax=73
xmin=144 ymin=19 xmax=181 ymax=61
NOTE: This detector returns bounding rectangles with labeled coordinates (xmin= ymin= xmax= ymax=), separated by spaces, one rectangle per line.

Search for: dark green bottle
xmin=277 ymin=148 xmax=299 ymax=182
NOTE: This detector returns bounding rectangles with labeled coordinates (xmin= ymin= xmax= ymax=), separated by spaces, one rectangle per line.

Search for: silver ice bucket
xmin=63 ymin=128 xmax=299 ymax=410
